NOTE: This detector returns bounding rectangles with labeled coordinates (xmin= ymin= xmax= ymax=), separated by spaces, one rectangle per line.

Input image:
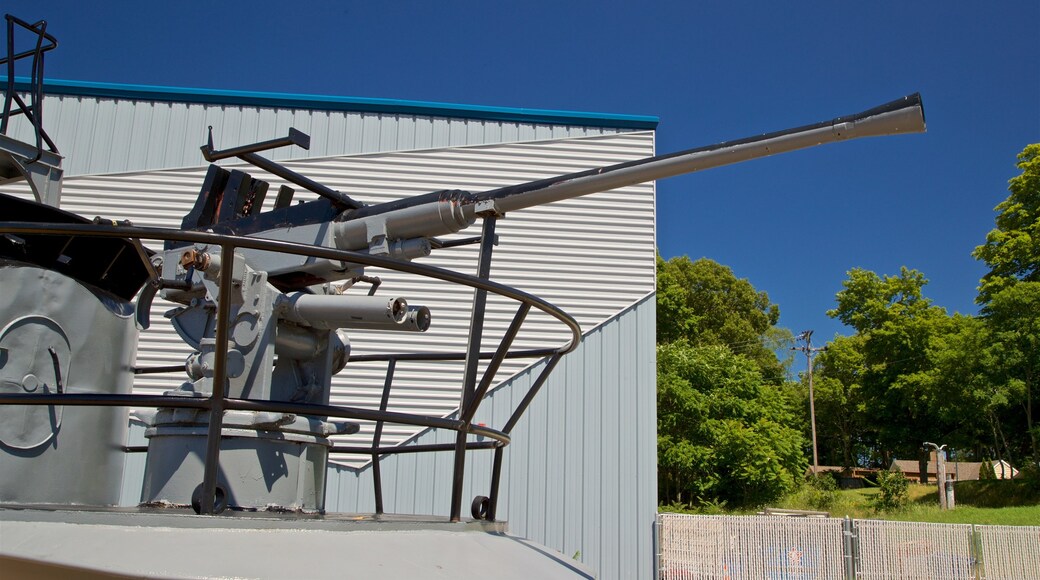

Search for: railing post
xmin=488 ymin=352 xmax=562 ymax=520
xmin=372 ymin=358 xmax=396 ymax=514
xmin=487 ymin=447 xmax=504 ymax=521
xmin=449 ymin=215 xmax=497 ymax=522
xmin=198 ymin=244 xmax=235 ymax=514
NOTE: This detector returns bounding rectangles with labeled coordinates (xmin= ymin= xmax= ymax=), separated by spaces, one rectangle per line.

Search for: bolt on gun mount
xmin=143 ymin=93 xmax=924 ymax=511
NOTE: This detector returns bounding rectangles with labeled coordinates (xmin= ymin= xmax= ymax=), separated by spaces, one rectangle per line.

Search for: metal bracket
xmin=200 ymin=127 xmax=310 ymax=162
xmin=0 ymin=133 xmax=63 ymax=206
xmin=474 ymin=199 xmax=504 ymax=219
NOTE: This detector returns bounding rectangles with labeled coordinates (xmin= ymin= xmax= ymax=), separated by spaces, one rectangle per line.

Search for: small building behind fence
xmin=890 ymin=459 xmax=1019 ymax=482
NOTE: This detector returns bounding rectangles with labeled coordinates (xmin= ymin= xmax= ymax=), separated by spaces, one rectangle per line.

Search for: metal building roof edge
xmin=3 ymin=76 xmax=660 ymax=130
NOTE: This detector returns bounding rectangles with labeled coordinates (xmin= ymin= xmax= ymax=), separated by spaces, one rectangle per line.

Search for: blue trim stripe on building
xmin=4 ymin=77 xmax=659 ymax=130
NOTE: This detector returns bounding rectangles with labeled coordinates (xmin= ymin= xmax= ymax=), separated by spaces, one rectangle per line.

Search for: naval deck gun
xmin=0 ymin=12 xmax=926 ymax=531
xmin=136 ymin=90 xmax=924 ymax=518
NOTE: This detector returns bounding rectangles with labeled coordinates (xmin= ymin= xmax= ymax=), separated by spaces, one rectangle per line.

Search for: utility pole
xmin=924 ymin=442 xmax=950 ymax=509
xmin=793 ymin=330 xmax=827 ymax=476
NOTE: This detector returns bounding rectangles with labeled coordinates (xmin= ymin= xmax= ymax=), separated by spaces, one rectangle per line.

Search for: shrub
xmin=980 ymin=459 xmax=996 ymax=480
xmin=802 ymin=473 xmax=839 ymax=510
xmin=872 ymin=469 xmax=910 ymax=512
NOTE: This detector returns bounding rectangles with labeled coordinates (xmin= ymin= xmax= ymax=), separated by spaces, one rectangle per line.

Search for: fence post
xmin=653 ymin=514 xmax=661 ymax=580
xmin=970 ymin=524 xmax=981 ymax=580
xmin=843 ymin=516 xmax=857 ymax=580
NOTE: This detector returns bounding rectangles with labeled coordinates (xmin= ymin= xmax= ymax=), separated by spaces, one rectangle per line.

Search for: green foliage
xmin=817 ymin=263 xmax=1038 ymax=471
xmin=690 ymin=482 xmax=1040 ymax=523
xmin=656 ymin=254 xmax=803 ymax=509
xmin=973 ymin=144 xmax=1040 ymax=465
xmin=824 ymin=267 xmax=955 ymax=461
xmin=873 ymin=469 xmax=910 ymax=512
xmin=956 ymin=479 xmax=1040 ymax=507
xmin=874 ymin=482 xmax=1040 ymax=525
xmin=827 ymin=267 xmax=935 ymax=333
xmin=810 ymin=335 xmax=867 ymax=468
xmin=974 ymin=143 xmax=1040 ymax=303
xmin=885 ymin=504 xmax=1040 ymax=526
xmin=658 ymin=498 xmax=731 ymax=515
xmin=654 ymin=145 xmax=1040 ymax=514
xmin=911 ymin=315 xmax=1000 ymax=442
xmin=800 ymin=474 xmax=840 ymax=511
xmin=656 ymin=255 xmax=786 ymax=382
xmin=980 ymin=459 xmax=996 ymax=480
xmin=774 ymin=474 xmax=874 ymax=516
xmin=984 ymin=281 xmax=1040 ymax=463
xmin=657 ymin=342 xmax=806 ymax=508
xmin=1019 ymin=461 xmax=1040 ymax=484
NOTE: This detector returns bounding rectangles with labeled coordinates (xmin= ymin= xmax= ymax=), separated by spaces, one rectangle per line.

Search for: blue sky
xmin=6 ymin=1 xmax=1038 ymax=371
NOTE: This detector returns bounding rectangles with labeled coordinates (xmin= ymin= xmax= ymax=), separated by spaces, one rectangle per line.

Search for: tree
xmin=828 ymin=267 xmax=935 ymax=334
xmin=656 ymin=254 xmax=803 ymax=507
xmin=974 ymin=144 xmax=1040 ymax=465
xmin=810 ymin=334 xmax=867 ymax=469
xmin=656 ymin=255 xmax=786 ymax=382
xmin=974 ymin=143 xmax=1040 ymax=304
xmin=985 ymin=282 xmax=1040 ymax=464
xmin=916 ymin=316 xmax=1004 ymax=447
xmin=980 ymin=459 xmax=996 ymax=480
xmin=826 ymin=267 xmax=952 ymax=463
xmin=657 ymin=343 xmax=806 ymax=508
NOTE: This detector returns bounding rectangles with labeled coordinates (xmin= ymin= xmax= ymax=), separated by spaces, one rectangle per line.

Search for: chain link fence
xmin=657 ymin=513 xmax=1040 ymax=580
xmin=977 ymin=524 xmax=1040 ymax=580
xmin=855 ymin=519 xmax=974 ymax=579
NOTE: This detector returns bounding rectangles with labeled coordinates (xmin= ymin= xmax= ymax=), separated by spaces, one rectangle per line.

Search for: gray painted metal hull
xmin=0 ymin=264 xmax=137 ymax=506
xmin=0 ymin=508 xmax=595 ymax=579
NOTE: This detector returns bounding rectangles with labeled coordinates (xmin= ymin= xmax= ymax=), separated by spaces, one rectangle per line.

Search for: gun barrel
xmin=480 ymin=93 xmax=925 ymax=213
xmin=332 ymin=93 xmax=924 ymax=250
xmin=278 ymin=294 xmax=408 ymax=331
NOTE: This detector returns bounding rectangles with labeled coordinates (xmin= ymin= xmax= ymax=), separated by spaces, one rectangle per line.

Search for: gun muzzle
xmin=351 ymin=305 xmax=432 ymax=333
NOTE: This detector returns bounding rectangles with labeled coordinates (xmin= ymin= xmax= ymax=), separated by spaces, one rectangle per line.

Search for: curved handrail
xmin=0 ymin=221 xmax=582 ymax=353
xmin=0 ymin=219 xmax=581 ymax=519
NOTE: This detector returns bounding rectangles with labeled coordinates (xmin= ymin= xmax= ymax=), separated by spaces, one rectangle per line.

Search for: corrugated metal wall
xmin=5 ymin=93 xmax=630 ymax=176
xmin=326 ymin=295 xmax=658 ymax=580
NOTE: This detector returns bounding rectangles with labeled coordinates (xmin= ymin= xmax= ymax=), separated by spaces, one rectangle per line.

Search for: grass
xmin=955 ymin=479 xmax=1040 ymax=507
xmin=771 ymin=479 xmax=1040 ymax=525
xmin=660 ymin=478 xmax=1040 ymax=526
xmin=883 ymin=504 xmax=1040 ymax=525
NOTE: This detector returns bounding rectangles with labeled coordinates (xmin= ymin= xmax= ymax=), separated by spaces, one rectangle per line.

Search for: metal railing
xmin=657 ymin=513 xmax=1040 ymax=580
xmin=1 ymin=14 xmax=59 ymax=161
xmin=0 ymin=219 xmax=581 ymax=521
